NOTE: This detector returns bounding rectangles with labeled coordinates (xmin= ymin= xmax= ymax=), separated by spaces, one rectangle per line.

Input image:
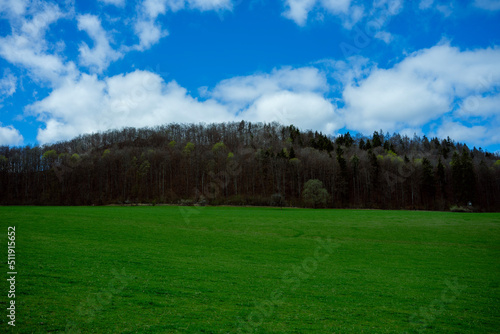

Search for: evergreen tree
xmin=372 ymin=131 xmax=382 ymax=147
xmin=359 ymin=139 xmax=365 ymax=150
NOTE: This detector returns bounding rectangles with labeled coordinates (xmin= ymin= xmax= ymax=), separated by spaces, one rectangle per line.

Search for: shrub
xmin=180 ymin=199 xmax=194 ymax=206
xmin=303 ymin=179 xmax=329 ymax=208
xmin=450 ymin=205 xmax=472 ymax=212
xmin=197 ymin=198 xmax=208 ymax=206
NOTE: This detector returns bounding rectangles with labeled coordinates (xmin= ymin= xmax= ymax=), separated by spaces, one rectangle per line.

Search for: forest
xmin=0 ymin=121 xmax=499 ymax=211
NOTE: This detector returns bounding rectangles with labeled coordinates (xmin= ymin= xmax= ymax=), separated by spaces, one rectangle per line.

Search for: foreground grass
xmin=0 ymin=206 xmax=499 ymax=333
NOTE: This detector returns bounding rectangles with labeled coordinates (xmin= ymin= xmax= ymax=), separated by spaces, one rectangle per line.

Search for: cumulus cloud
xmin=0 ymin=34 xmax=77 ymax=86
xmin=131 ymin=0 xmax=169 ymax=51
xmin=0 ymin=2 xmax=78 ymax=86
xmin=210 ymin=67 xmax=328 ymax=107
xmin=282 ymin=0 xmax=318 ymax=26
xmin=208 ymin=66 xmax=340 ymax=133
xmin=0 ymin=125 xmax=24 ymax=146
xmin=28 ymin=71 xmax=235 ymax=144
xmin=457 ymin=94 xmax=500 ymax=118
xmin=435 ymin=120 xmax=500 ymax=147
xmin=339 ymin=43 xmax=500 ymax=144
xmin=132 ymin=20 xmax=169 ymax=51
xmin=28 ymin=66 xmax=341 ymax=144
xmin=77 ymin=14 xmax=123 ymax=73
xmin=241 ymin=91 xmax=340 ymax=133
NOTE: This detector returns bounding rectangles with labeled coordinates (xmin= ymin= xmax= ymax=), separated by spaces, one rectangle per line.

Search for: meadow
xmin=0 ymin=206 xmax=499 ymax=333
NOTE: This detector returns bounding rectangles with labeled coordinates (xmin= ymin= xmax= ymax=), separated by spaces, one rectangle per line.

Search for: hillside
xmin=0 ymin=122 xmax=499 ymax=210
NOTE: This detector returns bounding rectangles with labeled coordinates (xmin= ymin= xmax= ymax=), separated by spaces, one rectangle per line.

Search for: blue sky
xmin=0 ymin=0 xmax=499 ymax=152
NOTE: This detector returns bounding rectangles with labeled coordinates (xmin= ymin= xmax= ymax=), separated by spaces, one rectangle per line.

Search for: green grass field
xmin=0 ymin=206 xmax=499 ymax=333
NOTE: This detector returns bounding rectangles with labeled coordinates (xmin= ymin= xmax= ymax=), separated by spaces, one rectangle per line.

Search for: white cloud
xmin=240 ymin=91 xmax=340 ymax=133
xmin=99 ymin=0 xmax=125 ymax=7
xmin=282 ymin=0 xmax=406 ymax=30
xmin=28 ymin=71 xmax=235 ymax=144
xmin=0 ymin=34 xmax=78 ymax=86
xmin=473 ymin=0 xmax=500 ymax=11
xmin=0 ymin=0 xmax=28 ymax=16
xmin=282 ymin=0 xmax=317 ymax=26
xmin=340 ymin=43 xmax=500 ymax=135
xmin=209 ymin=66 xmax=340 ymax=133
xmin=129 ymin=0 xmax=167 ymax=51
xmin=20 ymin=2 xmax=63 ymax=39
xmin=320 ymin=0 xmax=352 ymax=13
xmin=77 ymin=14 xmax=122 ymax=73
xmin=210 ymin=67 xmax=328 ymax=107
xmin=131 ymin=0 xmax=171 ymax=51
xmin=457 ymin=94 xmax=500 ymax=118
xmin=365 ymin=0 xmax=402 ymax=32
xmin=29 ymin=66 xmax=340 ymax=144
xmin=282 ymin=0 xmax=356 ymax=26
xmin=0 ymin=2 xmax=78 ymax=86
xmin=0 ymin=125 xmax=24 ymax=146
xmin=341 ymin=5 xmax=364 ymax=29
xmin=435 ymin=120 xmax=500 ymax=147
xmin=165 ymin=0 xmax=186 ymax=11
xmin=132 ymin=20 xmax=169 ymax=51
xmin=142 ymin=0 xmax=169 ymax=17
xmin=0 ymin=70 xmax=17 ymax=99
xmin=131 ymin=0 xmax=232 ymax=51
xmin=374 ymin=30 xmax=392 ymax=43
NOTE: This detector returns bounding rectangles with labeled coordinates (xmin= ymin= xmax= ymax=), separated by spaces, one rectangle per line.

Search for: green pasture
xmin=0 ymin=206 xmax=499 ymax=333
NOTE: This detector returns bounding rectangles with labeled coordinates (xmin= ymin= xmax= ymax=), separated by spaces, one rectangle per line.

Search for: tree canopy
xmin=0 ymin=122 xmax=498 ymax=211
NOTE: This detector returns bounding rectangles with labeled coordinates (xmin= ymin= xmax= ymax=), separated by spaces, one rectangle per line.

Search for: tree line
xmin=0 ymin=121 xmax=499 ymax=211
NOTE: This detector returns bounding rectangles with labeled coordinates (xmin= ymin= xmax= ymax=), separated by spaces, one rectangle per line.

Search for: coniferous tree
xmin=372 ymin=131 xmax=382 ymax=147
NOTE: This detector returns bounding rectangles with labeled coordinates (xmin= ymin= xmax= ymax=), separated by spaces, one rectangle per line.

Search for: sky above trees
xmin=0 ymin=0 xmax=499 ymax=152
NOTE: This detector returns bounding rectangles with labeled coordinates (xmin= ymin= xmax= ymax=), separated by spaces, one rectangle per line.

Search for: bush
xmin=303 ymin=179 xmax=329 ymax=208
xmin=197 ymin=198 xmax=208 ymax=206
xmin=179 ymin=199 xmax=194 ymax=206
xmin=450 ymin=205 xmax=472 ymax=212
